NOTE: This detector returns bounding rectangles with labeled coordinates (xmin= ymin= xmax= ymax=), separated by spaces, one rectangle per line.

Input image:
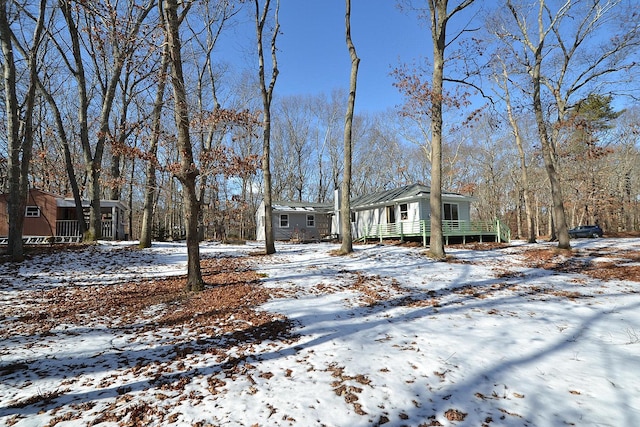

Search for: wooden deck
xmin=360 ymin=219 xmax=510 ymax=245
xmin=0 ymin=220 xmax=116 ymax=245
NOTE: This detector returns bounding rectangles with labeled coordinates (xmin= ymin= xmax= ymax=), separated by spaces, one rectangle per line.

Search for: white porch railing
xmin=55 ymin=220 xmax=113 ymax=238
xmin=362 ymin=219 xmax=510 ymax=245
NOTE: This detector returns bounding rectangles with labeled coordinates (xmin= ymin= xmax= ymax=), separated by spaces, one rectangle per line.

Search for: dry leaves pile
xmin=1 ymin=250 xmax=298 ymax=426
xmin=519 ymin=246 xmax=640 ymax=282
xmin=2 ymin=255 xmax=293 ymax=341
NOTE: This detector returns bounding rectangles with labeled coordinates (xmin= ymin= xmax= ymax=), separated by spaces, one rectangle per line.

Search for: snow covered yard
xmin=1 ymin=238 xmax=639 ymax=427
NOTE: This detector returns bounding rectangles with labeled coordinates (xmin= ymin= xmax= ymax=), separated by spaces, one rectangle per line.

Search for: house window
xmin=25 ymin=206 xmax=41 ymax=217
xmin=443 ymin=203 xmax=459 ymax=221
xmin=351 ymin=211 xmax=356 ymax=223
xmin=386 ymin=205 xmax=396 ymax=223
xmin=400 ymin=203 xmax=408 ymax=220
xmin=306 ymin=214 xmax=315 ymax=227
xmin=279 ymin=214 xmax=289 ymax=228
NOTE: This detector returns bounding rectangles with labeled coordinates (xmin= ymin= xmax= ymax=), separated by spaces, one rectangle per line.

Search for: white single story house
xmin=256 ymin=183 xmax=510 ymax=244
xmin=342 ymin=183 xmax=471 ymax=239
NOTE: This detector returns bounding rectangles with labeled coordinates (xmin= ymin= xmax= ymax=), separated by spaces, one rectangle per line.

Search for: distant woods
xmin=1 ymin=0 xmax=639 ymax=255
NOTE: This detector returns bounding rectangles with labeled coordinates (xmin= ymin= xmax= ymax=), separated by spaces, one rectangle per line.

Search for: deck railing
xmin=362 ymin=218 xmax=510 ymax=245
xmin=55 ymin=220 xmax=113 ymax=238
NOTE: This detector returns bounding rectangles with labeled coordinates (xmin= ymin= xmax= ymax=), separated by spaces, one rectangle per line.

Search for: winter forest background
xmin=2 ymin=0 xmax=640 ymax=244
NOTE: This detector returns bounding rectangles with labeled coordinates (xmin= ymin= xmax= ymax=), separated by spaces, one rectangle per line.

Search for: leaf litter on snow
xmin=0 ymin=239 xmax=639 ymax=426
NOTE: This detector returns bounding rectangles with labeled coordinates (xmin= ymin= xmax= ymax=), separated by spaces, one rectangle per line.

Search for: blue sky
xmin=275 ymin=0 xmax=427 ymax=113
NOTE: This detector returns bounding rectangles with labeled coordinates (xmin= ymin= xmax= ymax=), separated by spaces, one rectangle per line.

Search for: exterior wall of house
xmin=419 ymin=197 xmax=471 ymax=221
xmin=273 ymin=211 xmax=324 ymax=241
xmin=352 ymin=200 xmax=424 ymax=239
xmin=0 ymin=189 xmax=59 ymax=237
xmin=352 ymin=206 xmax=381 ymax=239
xmin=255 ymin=201 xmax=331 ymax=241
xmin=456 ymin=200 xmax=471 ymax=221
xmin=256 ymin=191 xmax=474 ymax=242
xmin=0 ymin=189 xmax=128 ymax=240
xmin=56 ymin=201 xmax=127 ymax=239
xmin=418 ymin=199 xmax=430 ymax=220
xmin=351 ymin=198 xmax=472 ymax=239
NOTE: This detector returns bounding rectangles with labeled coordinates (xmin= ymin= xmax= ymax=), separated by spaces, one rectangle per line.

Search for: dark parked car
xmin=568 ymin=225 xmax=603 ymax=238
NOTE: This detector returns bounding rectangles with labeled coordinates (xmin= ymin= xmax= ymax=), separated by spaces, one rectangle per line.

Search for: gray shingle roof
xmin=271 ymin=183 xmax=470 ymax=213
xmin=350 ymin=183 xmax=470 ymax=208
xmin=272 ymin=200 xmax=333 ymax=213
xmin=351 ymin=183 xmax=431 ymax=208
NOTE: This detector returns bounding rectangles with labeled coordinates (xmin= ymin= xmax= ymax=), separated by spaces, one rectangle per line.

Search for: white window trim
xmin=25 ymin=206 xmax=41 ymax=218
xmin=399 ymin=203 xmax=408 ymax=221
xmin=279 ymin=214 xmax=289 ymax=228
xmin=306 ymin=214 xmax=315 ymax=227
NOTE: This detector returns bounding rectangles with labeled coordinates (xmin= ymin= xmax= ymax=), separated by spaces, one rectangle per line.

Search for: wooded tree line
xmin=1 ymin=1 xmax=639 ymax=263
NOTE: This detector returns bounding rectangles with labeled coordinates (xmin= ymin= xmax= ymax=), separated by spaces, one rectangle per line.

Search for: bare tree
xmin=311 ymin=90 xmax=345 ymax=202
xmin=57 ymin=0 xmax=154 ymax=241
xmin=186 ymin=0 xmax=239 ymax=240
xmin=254 ymin=0 xmax=279 ymax=255
xmin=0 ymin=0 xmax=47 ymax=261
xmin=500 ymin=0 xmax=640 ymax=248
xmin=139 ymin=45 xmax=170 ymax=249
xmin=494 ymin=58 xmax=537 ymax=242
xmin=270 ymin=96 xmax=313 ymax=201
xmin=36 ymin=75 xmax=87 ymax=239
xmin=160 ymin=0 xmax=204 ymax=290
xmin=337 ymin=0 xmax=360 ymax=255
xmin=426 ymin=0 xmax=476 ymax=259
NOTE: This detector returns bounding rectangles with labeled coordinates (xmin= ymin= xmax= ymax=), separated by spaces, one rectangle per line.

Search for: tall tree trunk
xmin=161 ymin=0 xmax=203 ymax=291
xmin=0 ymin=2 xmax=25 ymax=261
xmin=531 ymin=57 xmax=570 ymax=248
xmin=60 ymin=1 xmax=98 ymax=240
xmin=427 ymin=0 xmax=448 ymax=260
xmin=128 ymin=159 xmax=134 ymax=239
xmin=37 ymin=82 xmax=87 ymax=237
xmin=255 ymin=0 xmax=279 ymax=255
xmin=140 ymin=45 xmax=170 ymax=248
xmin=501 ymin=65 xmax=536 ymax=243
xmin=426 ymin=0 xmax=475 ymax=259
xmin=338 ymin=0 xmax=359 ymax=255
xmin=0 ymin=0 xmax=46 ymax=261
xmin=109 ymin=83 xmax=130 ymax=201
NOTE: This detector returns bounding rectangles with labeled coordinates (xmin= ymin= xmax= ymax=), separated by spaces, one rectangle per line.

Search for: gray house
xmin=255 ymin=200 xmax=333 ymax=242
xmin=256 ymin=183 xmax=510 ymax=244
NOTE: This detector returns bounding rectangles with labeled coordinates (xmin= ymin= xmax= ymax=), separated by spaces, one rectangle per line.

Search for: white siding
xmin=353 ymin=206 xmax=383 ymax=239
